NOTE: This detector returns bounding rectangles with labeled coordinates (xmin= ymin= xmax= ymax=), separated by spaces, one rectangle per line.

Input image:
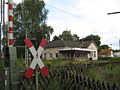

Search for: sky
xmin=9 ymin=0 xmax=120 ymax=49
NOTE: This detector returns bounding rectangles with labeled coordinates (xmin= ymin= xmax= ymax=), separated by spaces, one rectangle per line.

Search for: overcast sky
xmin=12 ymin=0 xmax=120 ymax=49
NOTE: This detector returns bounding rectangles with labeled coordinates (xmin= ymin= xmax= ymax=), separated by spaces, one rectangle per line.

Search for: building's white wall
xmin=88 ymin=43 xmax=98 ymax=60
xmin=42 ymin=47 xmax=65 ymax=60
xmin=109 ymin=51 xmax=113 ymax=57
xmin=114 ymin=52 xmax=120 ymax=57
xmin=42 ymin=43 xmax=98 ymax=60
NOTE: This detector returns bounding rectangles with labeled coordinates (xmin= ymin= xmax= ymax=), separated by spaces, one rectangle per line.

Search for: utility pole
xmin=8 ymin=0 xmax=19 ymax=89
xmin=119 ymin=39 xmax=120 ymax=56
xmin=0 ymin=0 xmax=3 ymax=54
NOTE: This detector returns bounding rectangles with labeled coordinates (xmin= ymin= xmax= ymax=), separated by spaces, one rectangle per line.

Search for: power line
xmin=46 ymin=4 xmax=89 ymax=22
xmin=58 ymin=0 xmax=81 ymax=12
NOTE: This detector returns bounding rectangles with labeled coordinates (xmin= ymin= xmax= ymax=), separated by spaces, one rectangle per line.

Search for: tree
xmin=52 ymin=35 xmax=60 ymax=41
xmin=98 ymin=44 xmax=109 ymax=52
xmin=40 ymin=23 xmax=54 ymax=41
xmin=72 ymin=34 xmax=80 ymax=41
xmin=84 ymin=34 xmax=101 ymax=47
xmin=13 ymin=0 xmax=54 ymax=47
xmin=1 ymin=24 xmax=8 ymax=48
xmin=52 ymin=30 xmax=80 ymax=41
xmin=99 ymin=44 xmax=109 ymax=49
xmin=59 ymin=30 xmax=73 ymax=41
xmin=5 ymin=0 xmax=54 ymax=59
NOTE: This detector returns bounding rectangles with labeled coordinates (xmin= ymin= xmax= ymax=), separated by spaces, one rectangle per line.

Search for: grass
xmin=43 ymin=58 xmax=120 ymax=68
xmin=43 ymin=58 xmax=120 ymax=87
xmin=43 ymin=59 xmax=88 ymax=68
xmin=83 ymin=64 xmax=120 ymax=86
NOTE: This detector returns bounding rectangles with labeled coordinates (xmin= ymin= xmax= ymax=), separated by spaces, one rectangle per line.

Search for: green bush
xmin=99 ymin=57 xmax=120 ymax=61
xmin=99 ymin=57 xmax=112 ymax=60
xmin=0 ymin=59 xmax=4 ymax=68
xmin=111 ymin=57 xmax=120 ymax=60
xmin=16 ymin=59 xmax=26 ymax=70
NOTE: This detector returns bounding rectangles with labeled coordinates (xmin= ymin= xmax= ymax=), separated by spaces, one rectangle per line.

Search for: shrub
xmin=0 ymin=59 xmax=4 ymax=68
xmin=99 ymin=57 xmax=120 ymax=61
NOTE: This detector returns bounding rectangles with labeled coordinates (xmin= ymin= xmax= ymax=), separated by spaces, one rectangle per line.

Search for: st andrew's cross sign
xmin=24 ymin=38 xmax=49 ymax=78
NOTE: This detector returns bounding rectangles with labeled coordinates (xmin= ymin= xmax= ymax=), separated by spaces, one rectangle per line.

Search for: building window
xmin=50 ymin=53 xmax=52 ymax=57
xmin=71 ymin=53 xmax=74 ymax=58
xmin=67 ymin=53 xmax=70 ymax=58
xmin=94 ymin=51 xmax=96 ymax=57
xmin=56 ymin=53 xmax=58 ymax=57
xmin=81 ymin=54 xmax=83 ymax=57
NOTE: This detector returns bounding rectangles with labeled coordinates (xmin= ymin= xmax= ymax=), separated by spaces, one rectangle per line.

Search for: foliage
xmin=99 ymin=44 xmax=110 ymax=49
xmin=43 ymin=59 xmax=82 ymax=68
xmin=83 ymin=64 xmax=120 ymax=86
xmin=3 ymin=0 xmax=54 ymax=59
xmin=16 ymin=47 xmax=25 ymax=59
xmin=72 ymin=34 xmax=80 ymax=41
xmin=52 ymin=30 xmax=80 ymax=41
xmin=14 ymin=0 xmax=54 ymax=46
xmin=52 ymin=35 xmax=60 ymax=41
xmin=84 ymin=34 xmax=101 ymax=47
xmin=1 ymin=24 xmax=8 ymax=49
xmin=98 ymin=44 xmax=110 ymax=52
xmin=44 ymin=58 xmax=120 ymax=69
xmin=99 ymin=57 xmax=112 ymax=60
xmin=16 ymin=58 xmax=120 ymax=89
xmin=16 ymin=59 xmax=26 ymax=70
xmin=113 ymin=49 xmax=120 ymax=53
xmin=19 ymin=59 xmax=120 ymax=89
xmin=0 ymin=59 xmax=4 ymax=68
xmin=99 ymin=57 xmax=120 ymax=61
xmin=59 ymin=30 xmax=73 ymax=41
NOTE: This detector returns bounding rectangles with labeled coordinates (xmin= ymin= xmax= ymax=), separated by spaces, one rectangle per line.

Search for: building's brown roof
xmin=45 ymin=40 xmax=95 ymax=48
xmin=99 ymin=49 xmax=112 ymax=56
xmin=45 ymin=40 xmax=80 ymax=48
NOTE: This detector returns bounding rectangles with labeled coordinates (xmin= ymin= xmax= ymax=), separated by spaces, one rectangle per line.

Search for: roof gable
xmin=79 ymin=40 xmax=98 ymax=48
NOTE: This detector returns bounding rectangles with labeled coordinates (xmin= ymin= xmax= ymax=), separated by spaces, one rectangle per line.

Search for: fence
xmin=19 ymin=62 xmax=120 ymax=90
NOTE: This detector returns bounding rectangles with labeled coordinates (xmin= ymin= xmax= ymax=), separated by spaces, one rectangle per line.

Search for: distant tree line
xmin=52 ymin=30 xmax=101 ymax=47
xmin=52 ymin=30 xmax=80 ymax=42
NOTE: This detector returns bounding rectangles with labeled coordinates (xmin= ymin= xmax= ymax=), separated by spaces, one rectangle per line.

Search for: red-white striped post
xmin=24 ymin=38 xmax=49 ymax=78
xmin=8 ymin=0 xmax=14 ymax=47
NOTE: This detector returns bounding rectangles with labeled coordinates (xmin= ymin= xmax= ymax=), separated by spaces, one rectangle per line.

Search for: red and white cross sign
xmin=24 ymin=38 xmax=49 ymax=78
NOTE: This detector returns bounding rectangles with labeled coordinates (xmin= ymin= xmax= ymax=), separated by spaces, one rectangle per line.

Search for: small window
xmin=67 ymin=53 xmax=70 ymax=57
xmin=56 ymin=53 xmax=58 ymax=57
xmin=94 ymin=51 xmax=96 ymax=57
xmin=81 ymin=54 xmax=83 ymax=57
xmin=50 ymin=53 xmax=52 ymax=57
xmin=71 ymin=53 xmax=74 ymax=58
